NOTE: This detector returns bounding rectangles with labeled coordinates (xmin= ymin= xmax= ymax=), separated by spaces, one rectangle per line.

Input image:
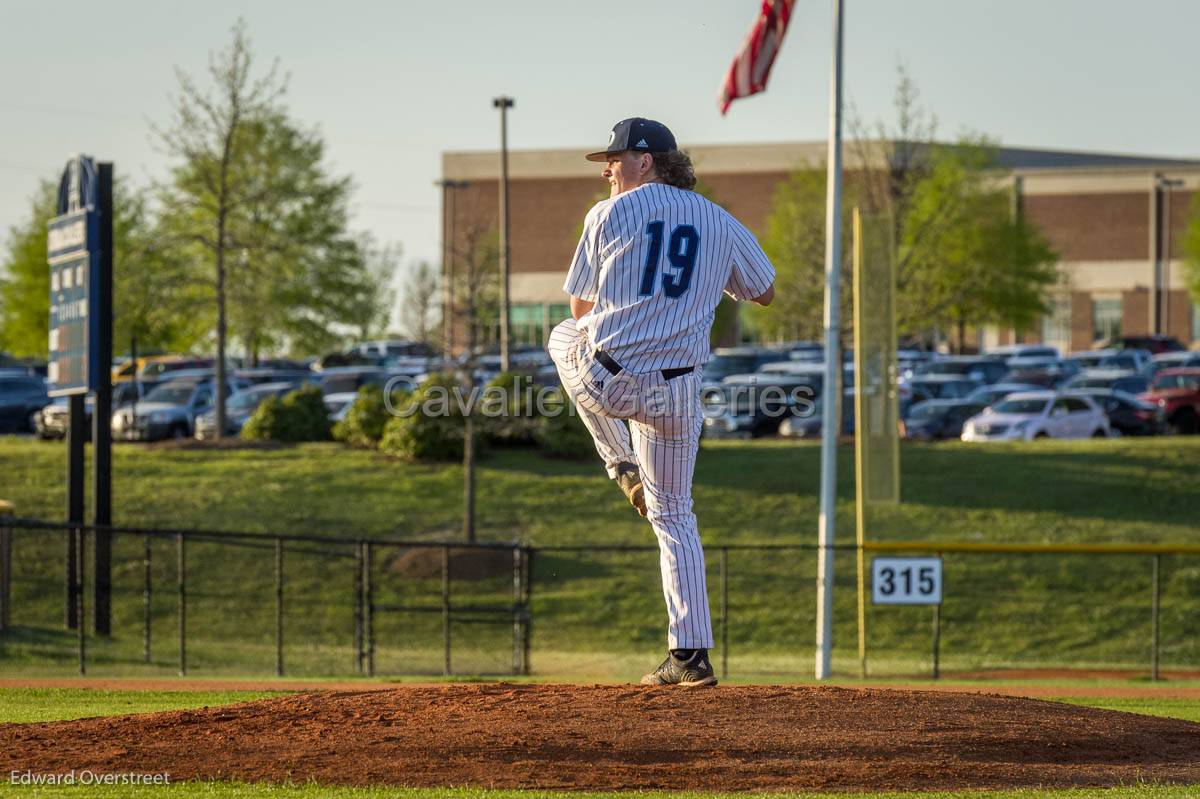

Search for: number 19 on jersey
xmin=871 ymin=557 xmax=943 ymax=605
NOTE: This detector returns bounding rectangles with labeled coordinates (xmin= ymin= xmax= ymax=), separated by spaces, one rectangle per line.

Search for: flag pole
xmin=815 ymin=0 xmax=845 ymax=681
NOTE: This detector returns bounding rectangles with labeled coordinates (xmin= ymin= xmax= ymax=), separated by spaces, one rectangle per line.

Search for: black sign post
xmin=48 ymin=155 xmax=113 ymax=635
xmin=93 ymin=164 xmax=113 ymax=635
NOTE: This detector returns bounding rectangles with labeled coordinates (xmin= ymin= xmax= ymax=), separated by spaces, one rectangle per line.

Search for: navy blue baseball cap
xmin=585 ymin=117 xmax=678 ymax=162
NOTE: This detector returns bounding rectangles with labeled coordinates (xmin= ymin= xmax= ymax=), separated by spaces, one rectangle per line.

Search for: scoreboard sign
xmin=47 ymin=156 xmax=101 ymax=396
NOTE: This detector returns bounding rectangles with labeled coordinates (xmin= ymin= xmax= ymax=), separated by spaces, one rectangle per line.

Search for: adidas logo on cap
xmin=635 ymin=138 xmax=649 ymax=148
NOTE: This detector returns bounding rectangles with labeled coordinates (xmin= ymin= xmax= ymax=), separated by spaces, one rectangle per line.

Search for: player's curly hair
xmin=650 ymin=150 xmax=697 ymax=191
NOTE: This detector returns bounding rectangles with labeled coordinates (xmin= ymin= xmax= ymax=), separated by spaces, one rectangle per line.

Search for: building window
xmin=1092 ymin=298 xmax=1121 ymax=347
xmin=507 ymin=303 xmax=572 ymax=348
xmin=1041 ymin=292 xmax=1070 ymax=353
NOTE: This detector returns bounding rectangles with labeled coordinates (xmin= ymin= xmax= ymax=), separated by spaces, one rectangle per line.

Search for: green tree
xmin=157 ymin=21 xmax=393 ymax=429
xmin=219 ymin=113 xmax=394 ymax=362
xmin=754 ymin=166 xmax=853 ymax=343
xmin=400 ymin=259 xmax=440 ymax=347
xmin=1182 ymin=192 xmax=1200 ymax=308
xmin=758 ymin=68 xmax=1057 ymax=348
xmin=0 ymin=182 xmax=55 ymax=357
xmin=892 ymin=141 xmax=1057 ymax=348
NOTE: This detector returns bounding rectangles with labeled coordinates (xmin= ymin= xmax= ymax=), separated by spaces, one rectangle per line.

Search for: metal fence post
xmin=1151 ymin=554 xmax=1161 ymax=682
xmin=441 ymin=545 xmax=451 ymax=676
xmin=719 ymin=547 xmax=729 ymax=680
xmin=143 ymin=534 xmax=152 ymax=663
xmin=521 ymin=548 xmax=532 ymax=676
xmin=275 ymin=537 xmax=284 ymax=677
xmin=932 ymin=603 xmax=941 ymax=680
xmin=365 ymin=541 xmax=375 ymax=677
xmin=0 ymin=501 xmax=13 ymax=634
xmin=932 ymin=551 xmax=942 ymax=680
xmin=354 ymin=541 xmax=364 ymax=675
xmin=177 ymin=532 xmax=186 ymax=677
xmin=512 ymin=545 xmax=522 ymax=675
xmin=76 ymin=526 xmax=86 ymax=675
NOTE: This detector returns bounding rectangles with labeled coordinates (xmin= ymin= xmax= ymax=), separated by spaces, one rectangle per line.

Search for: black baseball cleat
xmin=640 ymin=649 xmax=718 ymax=687
xmin=615 ymin=462 xmax=647 ymax=517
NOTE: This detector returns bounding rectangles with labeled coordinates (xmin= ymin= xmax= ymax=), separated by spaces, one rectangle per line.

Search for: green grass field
xmin=1 ymin=436 xmax=1198 ymax=679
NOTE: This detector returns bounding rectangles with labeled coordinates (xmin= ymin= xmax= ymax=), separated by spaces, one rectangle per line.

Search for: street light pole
xmin=493 ymin=96 xmax=515 ymax=372
xmin=1157 ymin=175 xmax=1185 ymax=337
xmin=435 ymin=179 xmax=470 ymax=360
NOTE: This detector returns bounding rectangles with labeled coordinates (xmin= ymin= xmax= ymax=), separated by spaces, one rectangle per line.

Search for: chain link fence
xmin=1 ymin=517 xmax=1196 ymax=679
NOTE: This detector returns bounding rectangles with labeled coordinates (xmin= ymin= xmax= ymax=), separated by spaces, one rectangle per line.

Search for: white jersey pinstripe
xmin=550 ymin=180 xmax=776 ymax=655
xmin=564 ymin=182 xmax=775 ymax=372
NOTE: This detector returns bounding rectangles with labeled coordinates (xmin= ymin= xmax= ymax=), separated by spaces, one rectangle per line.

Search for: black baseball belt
xmin=593 ymin=349 xmax=695 ymax=381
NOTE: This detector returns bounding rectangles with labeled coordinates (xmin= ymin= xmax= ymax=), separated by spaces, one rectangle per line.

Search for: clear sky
xmin=3 ymin=0 xmax=1198 ymax=305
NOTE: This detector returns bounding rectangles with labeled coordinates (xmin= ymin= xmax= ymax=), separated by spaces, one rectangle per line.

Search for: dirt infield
xmin=3 ymin=684 xmax=1200 ymax=792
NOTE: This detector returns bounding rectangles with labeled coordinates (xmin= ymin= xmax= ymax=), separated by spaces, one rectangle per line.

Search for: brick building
xmin=440 ymin=142 xmax=1199 ymax=354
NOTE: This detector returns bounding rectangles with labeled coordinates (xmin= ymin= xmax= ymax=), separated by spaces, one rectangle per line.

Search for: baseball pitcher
xmin=548 ymin=117 xmax=776 ymax=686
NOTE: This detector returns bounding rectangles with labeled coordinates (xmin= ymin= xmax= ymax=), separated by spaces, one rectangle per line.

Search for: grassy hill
xmin=1 ymin=436 xmax=1197 ymax=679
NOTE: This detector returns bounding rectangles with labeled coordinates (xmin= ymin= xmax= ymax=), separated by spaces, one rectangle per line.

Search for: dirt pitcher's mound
xmin=3 ymin=684 xmax=1200 ymax=792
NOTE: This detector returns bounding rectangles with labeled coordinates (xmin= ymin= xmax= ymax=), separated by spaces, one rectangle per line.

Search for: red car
xmin=1139 ymin=367 xmax=1200 ymax=434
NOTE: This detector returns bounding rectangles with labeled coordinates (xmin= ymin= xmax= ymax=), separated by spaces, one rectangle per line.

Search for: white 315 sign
xmin=871 ymin=557 xmax=942 ymax=605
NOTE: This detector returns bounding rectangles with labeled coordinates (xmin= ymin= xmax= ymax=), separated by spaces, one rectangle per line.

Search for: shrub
xmin=332 ymin=385 xmax=393 ymax=449
xmin=480 ymin=371 xmax=539 ymax=447
xmin=534 ymin=388 xmax=595 ymax=459
xmin=380 ymin=372 xmax=471 ymax=462
xmin=241 ymin=385 xmax=332 ymax=442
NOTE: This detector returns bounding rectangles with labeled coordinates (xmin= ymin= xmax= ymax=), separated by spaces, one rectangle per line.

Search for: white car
xmin=961 ymin=391 xmax=1110 ymax=442
xmin=323 ymin=391 xmax=360 ymax=423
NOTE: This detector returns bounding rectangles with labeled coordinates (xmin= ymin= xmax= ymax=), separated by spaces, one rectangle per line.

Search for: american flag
xmin=718 ymin=0 xmax=796 ymax=115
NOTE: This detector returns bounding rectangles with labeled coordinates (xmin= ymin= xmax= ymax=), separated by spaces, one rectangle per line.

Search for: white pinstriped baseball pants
xmin=548 ymin=318 xmax=713 ymax=650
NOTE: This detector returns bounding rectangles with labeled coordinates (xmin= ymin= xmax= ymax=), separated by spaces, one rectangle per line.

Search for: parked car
xmin=1066 ymin=389 xmax=1165 ymax=437
xmin=0 ymin=373 xmax=49 ymax=433
xmin=1138 ymin=368 xmax=1200 ymax=434
xmin=1065 ymin=348 xmax=1149 ymax=373
xmin=913 ymin=357 xmax=1008 ymax=385
xmin=1062 ymin=369 xmax=1149 ymax=396
xmin=961 ymin=391 xmax=1110 ymax=442
xmin=318 ymin=367 xmax=386 ymax=395
xmin=897 ymin=349 xmax=939 ymax=380
xmin=1110 ymin=335 xmax=1185 ymax=354
xmin=194 ymin=382 xmax=299 ymax=440
xmin=350 ymin=340 xmax=435 ymax=360
xmin=1141 ymin=351 xmax=1200 ymax=382
xmin=112 ymin=377 xmax=244 ymax=441
xmin=777 ymin=389 xmax=856 ymax=439
xmin=905 ymin=375 xmax=983 ymax=403
xmin=232 ymin=368 xmax=316 ymax=387
xmin=982 ymin=344 xmax=1061 ymax=362
xmin=703 ymin=374 xmax=817 ymax=439
xmin=900 ymin=400 xmax=987 ymax=441
xmin=1000 ymin=357 xmax=1081 ymax=388
xmin=322 ymin=391 xmax=360 ymax=423
xmin=769 ymin=341 xmax=824 ymax=362
xmin=702 ymin=347 xmax=792 ymax=386
xmin=754 ymin=362 xmax=856 ymax=400
xmin=963 ymin=383 xmax=1043 ymax=408
xmin=35 ymin=381 xmax=151 ymax=440
xmin=138 ymin=356 xmax=217 ymax=381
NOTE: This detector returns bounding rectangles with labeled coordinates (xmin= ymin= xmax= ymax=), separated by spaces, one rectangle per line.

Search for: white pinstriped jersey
xmin=564 ymin=182 xmax=776 ymax=373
